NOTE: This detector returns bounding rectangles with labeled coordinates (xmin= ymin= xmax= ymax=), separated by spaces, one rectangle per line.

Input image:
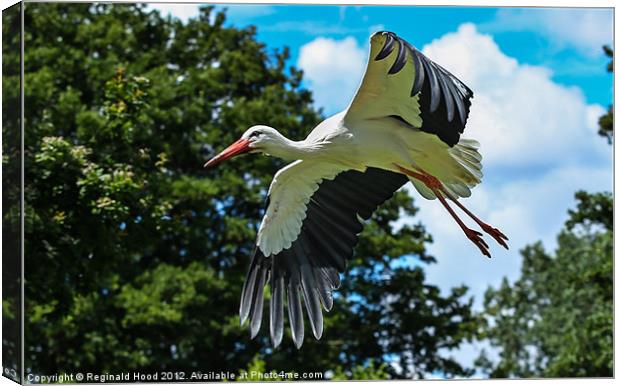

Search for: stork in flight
xmin=205 ymin=31 xmax=508 ymax=348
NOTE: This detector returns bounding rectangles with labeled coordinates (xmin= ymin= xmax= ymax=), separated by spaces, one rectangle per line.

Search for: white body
xmin=233 ymin=32 xmax=483 ymax=257
xmin=253 ymin=110 xmax=482 ymax=257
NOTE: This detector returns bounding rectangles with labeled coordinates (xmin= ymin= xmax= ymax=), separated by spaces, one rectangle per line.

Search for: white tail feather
xmin=408 ymin=137 xmax=483 ymax=200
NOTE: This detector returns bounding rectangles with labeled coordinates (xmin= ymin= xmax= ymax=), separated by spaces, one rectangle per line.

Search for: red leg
xmin=394 ymin=164 xmax=491 ymax=258
xmin=447 ymin=196 xmax=509 ymax=249
xmin=434 ymin=191 xmax=491 ymax=258
xmin=395 ymin=164 xmax=508 ymax=250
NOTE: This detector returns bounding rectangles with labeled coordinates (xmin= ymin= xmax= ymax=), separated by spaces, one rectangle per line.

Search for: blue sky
xmin=248 ymin=5 xmax=611 ymax=106
xmin=151 ymin=2 xmax=613 ymax=376
xmin=150 ymin=4 xmax=612 ymax=107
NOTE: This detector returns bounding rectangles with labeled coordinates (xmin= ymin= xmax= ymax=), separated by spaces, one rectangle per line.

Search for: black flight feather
xmin=371 ymin=31 xmax=474 ymax=147
xmin=374 ymin=33 xmax=395 ymax=60
xmin=388 ymin=37 xmax=408 ymax=74
xmin=239 ymin=167 xmax=407 ymax=348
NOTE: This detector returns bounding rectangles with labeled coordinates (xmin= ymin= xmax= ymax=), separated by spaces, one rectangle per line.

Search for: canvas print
xmin=2 ymin=1 xmax=614 ymax=383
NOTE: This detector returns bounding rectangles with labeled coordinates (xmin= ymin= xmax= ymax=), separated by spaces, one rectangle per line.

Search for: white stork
xmin=204 ymin=31 xmax=508 ymax=348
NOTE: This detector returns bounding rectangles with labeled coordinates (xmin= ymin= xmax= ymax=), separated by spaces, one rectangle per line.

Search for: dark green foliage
xmin=603 ymin=45 xmax=613 ymax=72
xmin=2 ymin=3 xmax=23 ymax=381
xmin=598 ymin=45 xmax=613 ymax=144
xmin=330 ymin=360 xmax=390 ymax=380
xmin=476 ymin=192 xmax=613 ymax=377
xmin=6 ymin=3 xmax=480 ymax=379
xmin=566 ymin=191 xmax=612 ymax=232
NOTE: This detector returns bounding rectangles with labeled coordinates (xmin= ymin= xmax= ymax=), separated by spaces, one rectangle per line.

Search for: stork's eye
xmin=249 ymin=131 xmax=261 ymax=138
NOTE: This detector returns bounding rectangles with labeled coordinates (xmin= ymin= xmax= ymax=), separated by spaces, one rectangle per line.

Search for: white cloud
xmin=483 ymin=8 xmax=613 ymax=57
xmin=422 ymin=23 xmax=609 ymax=170
xmin=297 ymin=37 xmax=367 ymax=114
xmin=390 ymin=23 xmax=613 ymax=304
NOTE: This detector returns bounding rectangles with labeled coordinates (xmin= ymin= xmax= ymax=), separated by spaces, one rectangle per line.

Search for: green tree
xmin=235 ymin=356 xmax=389 ymax=381
xmin=475 ymin=192 xmax=612 ymax=377
xmin=236 ymin=356 xmax=284 ymax=382
xmin=598 ymin=45 xmax=613 ymax=143
xmin=4 ymin=3 xmax=479 ymax=379
xmin=2 ymin=4 xmax=23 ymax=382
xmin=330 ymin=360 xmax=390 ymax=380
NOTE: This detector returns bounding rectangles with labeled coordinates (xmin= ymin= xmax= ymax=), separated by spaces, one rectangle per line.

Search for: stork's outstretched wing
xmin=345 ymin=31 xmax=473 ymax=147
xmin=240 ymin=163 xmax=408 ymax=348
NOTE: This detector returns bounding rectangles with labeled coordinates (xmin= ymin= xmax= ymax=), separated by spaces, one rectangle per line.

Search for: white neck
xmin=263 ymin=132 xmax=322 ymax=161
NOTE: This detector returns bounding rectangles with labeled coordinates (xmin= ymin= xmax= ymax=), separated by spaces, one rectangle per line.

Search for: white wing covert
xmin=256 ymin=160 xmax=346 ymax=257
xmin=345 ymin=31 xmax=474 ymax=147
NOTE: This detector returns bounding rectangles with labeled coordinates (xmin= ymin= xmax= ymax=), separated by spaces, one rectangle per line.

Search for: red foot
xmin=394 ymin=163 xmax=506 ymax=257
xmin=464 ymin=228 xmax=491 ymax=258
xmin=480 ymin=224 xmax=509 ymax=250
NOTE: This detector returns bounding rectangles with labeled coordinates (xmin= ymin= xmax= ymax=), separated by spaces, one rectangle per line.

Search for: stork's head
xmin=204 ymin=125 xmax=288 ymax=168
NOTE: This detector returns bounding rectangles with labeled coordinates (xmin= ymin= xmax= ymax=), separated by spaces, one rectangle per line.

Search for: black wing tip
xmin=408 ymin=42 xmax=474 ymax=145
xmin=371 ymin=30 xmax=397 ymax=39
xmin=387 ymin=38 xmax=407 ymax=74
xmin=374 ymin=32 xmax=395 ymax=61
xmin=373 ymin=31 xmax=410 ymax=76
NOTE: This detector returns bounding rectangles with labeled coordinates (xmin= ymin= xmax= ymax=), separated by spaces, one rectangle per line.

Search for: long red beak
xmin=204 ymin=138 xmax=252 ymax=168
